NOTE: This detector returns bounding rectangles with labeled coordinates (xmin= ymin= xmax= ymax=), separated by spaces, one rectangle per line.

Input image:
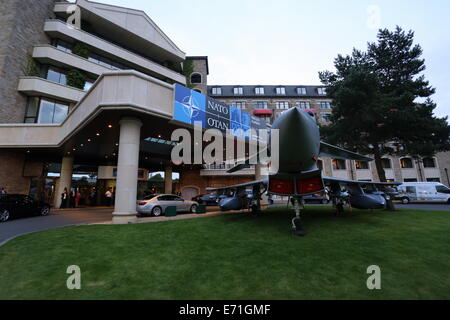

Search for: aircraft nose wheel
xmin=292 ymin=217 xmax=306 ymax=236
xmin=291 ymin=197 xmax=307 ymax=236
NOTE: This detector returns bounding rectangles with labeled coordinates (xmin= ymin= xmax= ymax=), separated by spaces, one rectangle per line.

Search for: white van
xmin=396 ymin=182 xmax=450 ymax=204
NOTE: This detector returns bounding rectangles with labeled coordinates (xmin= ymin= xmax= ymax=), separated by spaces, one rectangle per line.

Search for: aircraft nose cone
xmin=271 ymin=107 xmax=321 ymax=173
xmin=273 ymin=107 xmax=306 ymax=129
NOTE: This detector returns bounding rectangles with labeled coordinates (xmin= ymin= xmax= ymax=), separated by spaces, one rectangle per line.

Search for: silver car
xmin=136 ymin=194 xmax=198 ymax=216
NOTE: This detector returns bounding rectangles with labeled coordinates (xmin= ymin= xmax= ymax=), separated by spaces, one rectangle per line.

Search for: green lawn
xmin=0 ymin=207 xmax=449 ymax=300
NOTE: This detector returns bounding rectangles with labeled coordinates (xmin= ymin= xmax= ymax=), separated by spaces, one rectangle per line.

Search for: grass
xmin=0 ymin=207 xmax=449 ymax=300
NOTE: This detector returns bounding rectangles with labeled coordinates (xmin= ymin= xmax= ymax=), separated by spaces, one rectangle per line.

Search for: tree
xmin=319 ymin=26 xmax=450 ymax=182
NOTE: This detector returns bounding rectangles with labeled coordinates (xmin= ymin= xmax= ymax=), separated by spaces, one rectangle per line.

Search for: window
xmin=400 ymin=158 xmax=414 ymax=169
xmin=276 ymin=87 xmax=286 ymax=95
xmin=88 ymin=53 xmax=125 ymax=70
xmin=53 ymin=39 xmax=72 ymax=53
xmin=46 ymin=66 xmax=67 ymax=85
xmin=83 ymin=79 xmax=94 ymax=92
xmin=332 ymin=159 xmax=347 ymax=170
xmin=428 ymin=178 xmax=441 ymax=183
xmin=405 ymin=186 xmax=417 ymax=193
xmin=297 ymin=101 xmax=311 ymax=109
xmin=233 ymin=87 xmax=243 ymax=95
xmin=436 ymin=185 xmax=450 ymax=193
xmin=422 ymin=157 xmax=436 ymax=168
xmin=25 ymin=97 xmax=69 ymax=124
xmin=297 ymin=87 xmax=307 ymax=95
xmin=38 ymin=99 xmax=69 ymax=124
xmin=318 ymin=87 xmax=327 ymax=95
xmin=193 ymin=89 xmax=202 ymax=93
xmin=321 ymin=114 xmax=332 ymax=123
xmin=90 ymin=53 xmax=111 ymax=68
xmin=355 ymin=161 xmax=369 ymax=170
xmin=381 ymin=158 xmax=392 ymax=169
xmin=190 ymin=73 xmax=202 ymax=84
xmin=319 ymin=101 xmax=332 ymax=109
xmin=275 ymin=101 xmax=289 ymax=110
xmin=24 ymin=97 xmax=40 ymax=123
xmin=235 ymin=102 xmax=246 ymax=109
xmin=212 ymin=87 xmax=222 ymax=95
xmin=255 ymin=87 xmax=265 ymax=95
xmin=404 ymin=179 xmax=418 ymax=182
xmin=255 ymin=101 xmax=268 ymax=109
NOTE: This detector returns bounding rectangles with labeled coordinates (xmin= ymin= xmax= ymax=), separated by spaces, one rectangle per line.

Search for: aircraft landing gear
xmin=291 ymin=197 xmax=306 ymax=236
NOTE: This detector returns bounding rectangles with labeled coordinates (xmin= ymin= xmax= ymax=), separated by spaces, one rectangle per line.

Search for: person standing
xmin=61 ymin=188 xmax=68 ymax=209
xmin=105 ymin=188 xmax=113 ymax=207
xmin=89 ymin=189 xmax=97 ymax=206
xmin=69 ymin=189 xmax=75 ymax=208
xmin=75 ymin=190 xmax=81 ymax=208
xmin=0 ymin=187 xmax=6 ymax=195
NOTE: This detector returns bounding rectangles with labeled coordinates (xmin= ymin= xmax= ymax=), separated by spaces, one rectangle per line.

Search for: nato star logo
xmin=173 ymin=84 xmax=206 ymax=126
xmin=180 ymin=94 xmax=202 ymax=120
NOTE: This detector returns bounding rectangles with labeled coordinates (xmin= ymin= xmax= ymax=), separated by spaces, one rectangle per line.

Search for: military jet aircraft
xmin=208 ymin=107 xmax=401 ymax=236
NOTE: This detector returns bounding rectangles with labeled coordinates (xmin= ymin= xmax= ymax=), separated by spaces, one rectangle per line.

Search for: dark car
xmin=0 ymin=194 xmax=50 ymax=223
xmin=192 ymin=193 xmax=218 ymax=206
xmin=303 ymin=193 xmax=330 ymax=204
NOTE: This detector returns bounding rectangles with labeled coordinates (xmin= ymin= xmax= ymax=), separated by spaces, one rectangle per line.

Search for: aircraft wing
xmin=206 ymin=178 xmax=269 ymax=192
xmin=320 ymin=142 xmax=373 ymax=162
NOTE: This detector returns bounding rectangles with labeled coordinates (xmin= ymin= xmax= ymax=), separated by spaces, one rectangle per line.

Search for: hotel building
xmin=0 ymin=0 xmax=448 ymax=224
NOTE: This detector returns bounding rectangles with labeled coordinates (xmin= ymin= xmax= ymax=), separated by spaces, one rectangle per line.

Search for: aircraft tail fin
xmin=319 ymin=142 xmax=373 ymax=162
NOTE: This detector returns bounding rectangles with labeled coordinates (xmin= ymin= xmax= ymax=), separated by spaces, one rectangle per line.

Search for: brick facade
xmin=0 ymin=151 xmax=32 ymax=194
xmin=0 ymin=0 xmax=56 ymax=124
xmin=187 ymin=57 xmax=208 ymax=95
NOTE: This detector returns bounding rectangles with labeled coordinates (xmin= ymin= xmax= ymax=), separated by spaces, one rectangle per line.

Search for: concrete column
xmin=54 ymin=156 xmax=73 ymax=208
xmin=113 ymin=117 xmax=142 ymax=224
xmin=165 ymin=166 xmax=173 ymax=194
xmin=255 ymin=164 xmax=263 ymax=180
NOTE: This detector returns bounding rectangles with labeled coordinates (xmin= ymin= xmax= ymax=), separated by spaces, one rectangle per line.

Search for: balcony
xmin=32 ymin=45 xmax=111 ymax=77
xmin=53 ymin=0 xmax=185 ymax=62
xmin=43 ymin=20 xmax=186 ymax=84
xmin=18 ymin=77 xmax=85 ymax=103
xmin=2 ymin=71 xmax=175 ymax=148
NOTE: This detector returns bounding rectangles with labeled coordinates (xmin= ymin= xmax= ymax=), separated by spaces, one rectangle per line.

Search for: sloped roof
xmin=69 ymin=0 xmax=185 ymax=60
xmin=207 ymin=85 xmax=328 ymax=98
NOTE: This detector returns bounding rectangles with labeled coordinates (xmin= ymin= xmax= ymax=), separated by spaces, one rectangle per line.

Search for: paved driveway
xmin=0 ymin=208 xmax=112 ymax=245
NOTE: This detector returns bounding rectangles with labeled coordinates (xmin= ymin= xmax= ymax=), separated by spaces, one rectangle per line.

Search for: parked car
xmin=192 ymin=193 xmax=218 ymax=206
xmin=136 ymin=194 xmax=199 ymax=216
xmin=396 ymin=182 xmax=450 ymax=204
xmin=0 ymin=194 xmax=50 ymax=223
xmin=303 ymin=193 xmax=330 ymax=204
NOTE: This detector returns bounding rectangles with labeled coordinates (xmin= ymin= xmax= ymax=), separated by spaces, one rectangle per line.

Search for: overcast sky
xmin=89 ymin=0 xmax=449 ymax=120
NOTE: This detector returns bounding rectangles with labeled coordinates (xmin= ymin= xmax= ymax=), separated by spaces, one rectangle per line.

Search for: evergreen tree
xmin=319 ymin=26 xmax=450 ymax=181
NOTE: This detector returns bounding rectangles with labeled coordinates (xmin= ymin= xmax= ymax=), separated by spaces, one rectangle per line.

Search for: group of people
xmin=60 ymin=188 xmax=81 ymax=209
xmin=60 ymin=187 xmax=114 ymax=209
xmin=0 ymin=187 xmax=7 ymax=195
